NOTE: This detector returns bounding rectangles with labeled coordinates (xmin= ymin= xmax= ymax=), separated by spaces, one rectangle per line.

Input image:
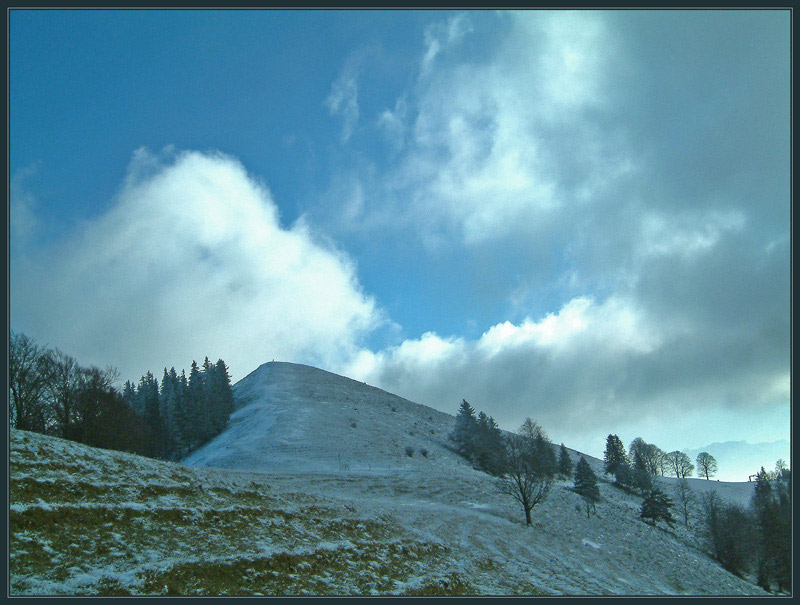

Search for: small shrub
xmin=350 ymin=422 xmax=357 ymax=428
xmin=420 ymin=448 xmax=429 ymax=458
xmin=405 ymin=446 xmax=414 ymax=457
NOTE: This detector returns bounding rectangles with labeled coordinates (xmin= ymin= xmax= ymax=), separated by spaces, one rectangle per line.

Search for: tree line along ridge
xmin=9 ymin=330 xmax=233 ymax=461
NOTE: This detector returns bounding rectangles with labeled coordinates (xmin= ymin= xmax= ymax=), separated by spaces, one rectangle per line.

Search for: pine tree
xmin=122 ymin=380 xmax=136 ymax=409
xmin=472 ymin=411 xmax=496 ymax=472
xmin=751 ymin=466 xmax=775 ymax=589
xmin=558 ymin=443 xmax=572 ymax=478
xmin=474 ymin=414 xmax=505 ymax=475
xmin=137 ymin=371 xmax=163 ymax=457
xmin=175 ymin=369 xmax=190 ymax=454
xmin=159 ymin=368 xmax=178 ymax=457
xmin=449 ymin=400 xmax=478 ymax=459
xmin=214 ymin=358 xmax=234 ymax=419
xmin=164 ymin=367 xmax=187 ymax=455
xmin=751 ymin=466 xmax=791 ymax=592
xmin=640 ymin=488 xmax=675 ymax=527
xmin=573 ymin=457 xmax=600 ymax=517
xmin=534 ymin=434 xmax=557 ymax=478
xmin=604 ymin=434 xmax=631 ymax=486
xmin=187 ymin=360 xmax=205 ymax=446
xmin=772 ymin=471 xmax=791 ymax=592
xmin=201 ymin=356 xmax=219 ymax=437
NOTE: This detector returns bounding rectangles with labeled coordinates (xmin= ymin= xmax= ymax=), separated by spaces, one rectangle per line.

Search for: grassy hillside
xmin=10 ymin=428 xmax=765 ymax=596
xmin=10 ymin=429 xmax=475 ymax=596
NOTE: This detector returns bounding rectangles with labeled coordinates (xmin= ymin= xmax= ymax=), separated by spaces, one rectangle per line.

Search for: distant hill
xmin=682 ymin=440 xmax=790 ymax=482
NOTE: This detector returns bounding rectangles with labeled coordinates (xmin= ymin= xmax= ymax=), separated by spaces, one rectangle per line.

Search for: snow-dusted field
xmin=9 ymin=362 xmax=767 ymax=596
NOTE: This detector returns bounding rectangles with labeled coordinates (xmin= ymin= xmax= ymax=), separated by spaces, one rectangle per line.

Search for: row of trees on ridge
xmin=9 ymin=331 xmax=234 ymax=460
xmin=604 ymin=432 xmax=790 ymax=593
xmin=449 ymin=405 xmax=789 ymax=593
xmin=449 ymin=400 xmax=598 ymax=526
xmin=121 ymin=357 xmax=234 ymax=460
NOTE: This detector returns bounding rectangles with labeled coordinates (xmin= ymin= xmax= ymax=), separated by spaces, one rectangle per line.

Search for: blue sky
xmin=10 ymin=10 xmax=790 ymax=466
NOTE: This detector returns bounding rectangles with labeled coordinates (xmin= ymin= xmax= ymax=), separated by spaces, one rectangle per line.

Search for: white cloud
xmin=477 ymin=296 xmax=661 ymax=356
xmin=338 ymin=11 xmax=631 ymax=247
xmin=376 ymin=96 xmax=408 ymax=151
xmin=340 ymin=289 xmax=788 ymax=455
xmin=341 ymin=295 xmax=665 ymax=432
xmin=638 ymin=209 xmax=747 ymax=260
xmin=10 ymin=166 xmax=40 ymax=251
xmin=325 ymin=61 xmax=361 ymax=143
xmin=420 ymin=13 xmax=473 ymax=75
xmin=340 ymin=276 xmax=790 ymax=454
xmin=11 ymin=149 xmax=383 ymax=382
xmin=523 ymin=10 xmax=614 ymax=116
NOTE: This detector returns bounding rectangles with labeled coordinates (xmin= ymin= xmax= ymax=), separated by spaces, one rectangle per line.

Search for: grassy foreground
xmin=10 ymin=429 xmax=486 ymax=596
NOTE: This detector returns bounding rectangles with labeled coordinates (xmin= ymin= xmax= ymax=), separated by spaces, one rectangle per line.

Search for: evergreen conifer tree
xmin=159 ymin=368 xmax=179 ymax=457
xmin=485 ymin=415 xmax=506 ymax=475
xmin=534 ymin=434 xmax=557 ymax=478
xmin=122 ymin=380 xmax=136 ymax=409
xmin=474 ymin=411 xmax=492 ymax=470
xmin=558 ymin=443 xmax=572 ymax=478
xmin=573 ymin=457 xmax=600 ymax=517
xmin=471 ymin=412 xmax=505 ymax=475
xmin=751 ymin=466 xmax=791 ymax=592
xmin=187 ymin=360 xmax=205 ymax=445
xmin=449 ymin=400 xmax=478 ymax=459
xmin=214 ymin=358 xmax=235 ymax=419
xmin=604 ymin=434 xmax=631 ymax=486
xmin=640 ymin=488 xmax=675 ymax=527
xmin=137 ymin=371 xmax=163 ymax=457
xmin=175 ymin=369 xmax=190 ymax=453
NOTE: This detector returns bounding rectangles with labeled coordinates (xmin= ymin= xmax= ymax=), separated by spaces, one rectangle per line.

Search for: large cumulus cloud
xmin=10 ymin=148 xmax=383 ymax=382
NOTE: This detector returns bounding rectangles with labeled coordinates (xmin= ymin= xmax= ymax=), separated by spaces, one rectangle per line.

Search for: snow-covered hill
xmin=10 ymin=362 xmax=767 ymax=595
xmin=183 ymin=361 xmax=466 ymax=473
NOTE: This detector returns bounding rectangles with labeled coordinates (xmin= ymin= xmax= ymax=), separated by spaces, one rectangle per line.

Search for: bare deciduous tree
xmin=518 ymin=418 xmax=548 ymax=442
xmin=45 ymin=348 xmax=82 ymax=439
xmin=696 ymin=452 xmax=718 ymax=480
xmin=665 ymin=450 xmax=695 ymax=478
xmin=498 ymin=424 xmax=553 ymax=526
xmin=674 ymin=478 xmax=694 ymax=526
xmin=9 ymin=331 xmax=53 ymax=432
xmin=700 ymin=491 xmax=754 ymax=577
xmin=629 ymin=437 xmax=662 ymax=476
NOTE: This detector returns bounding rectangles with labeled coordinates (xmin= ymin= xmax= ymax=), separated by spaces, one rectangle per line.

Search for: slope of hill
xmin=9 ymin=362 xmax=767 ymax=596
xmin=183 ymin=362 xmax=464 ymax=473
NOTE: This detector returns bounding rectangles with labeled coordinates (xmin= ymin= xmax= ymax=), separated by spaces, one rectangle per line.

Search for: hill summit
xmin=183 ymin=361 xmax=461 ymax=472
